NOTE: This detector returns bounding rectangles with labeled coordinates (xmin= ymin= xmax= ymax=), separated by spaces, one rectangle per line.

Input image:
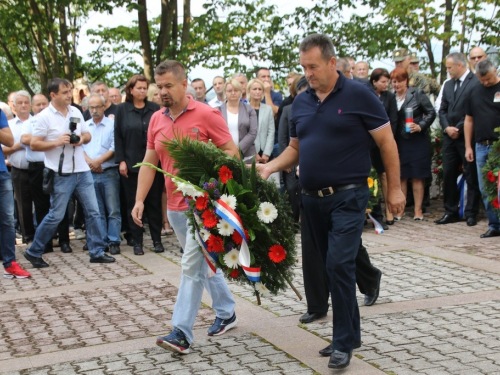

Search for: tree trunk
xmin=0 ymin=33 xmax=35 ymax=95
xmin=441 ymin=0 xmax=453 ymax=84
xmin=137 ymin=0 xmax=154 ymax=81
xmin=421 ymin=7 xmax=437 ymax=79
xmin=172 ymin=0 xmax=178 ymax=59
xmin=181 ymin=0 xmax=191 ymax=49
xmin=40 ymin=0 xmax=61 ymax=77
xmin=156 ymin=0 xmax=175 ymax=65
xmin=57 ymin=3 xmax=73 ymax=80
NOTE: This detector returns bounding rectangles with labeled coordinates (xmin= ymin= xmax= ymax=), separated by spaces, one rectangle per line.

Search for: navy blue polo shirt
xmin=290 ymin=72 xmax=389 ymax=190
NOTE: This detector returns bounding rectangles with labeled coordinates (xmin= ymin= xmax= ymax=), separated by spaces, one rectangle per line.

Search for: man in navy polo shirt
xmin=259 ymin=34 xmax=405 ymax=369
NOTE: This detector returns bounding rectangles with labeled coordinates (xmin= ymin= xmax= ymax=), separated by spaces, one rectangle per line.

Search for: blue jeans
xmin=92 ymin=168 xmax=121 ymax=244
xmin=0 ymin=172 xmax=16 ymax=268
xmin=167 ymin=209 xmax=235 ymax=344
xmin=301 ymin=184 xmax=369 ymax=353
xmin=27 ymin=171 xmax=107 ymax=259
xmin=475 ymin=144 xmax=500 ymax=230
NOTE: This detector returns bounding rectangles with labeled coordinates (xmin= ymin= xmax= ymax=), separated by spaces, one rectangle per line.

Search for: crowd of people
xmin=1 ymin=35 xmax=499 ymax=370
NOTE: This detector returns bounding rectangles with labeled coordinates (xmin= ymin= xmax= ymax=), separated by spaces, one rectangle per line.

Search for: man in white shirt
xmin=2 ymin=91 xmax=35 ymax=243
xmin=83 ymin=93 xmax=121 ymax=255
xmin=23 ymin=78 xmax=116 ymax=268
xmin=208 ymin=76 xmax=225 ymax=108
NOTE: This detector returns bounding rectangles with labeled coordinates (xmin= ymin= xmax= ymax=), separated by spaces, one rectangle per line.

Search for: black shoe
xmin=319 ymin=341 xmax=361 ymax=357
xmin=434 ymin=214 xmax=459 ymax=225
xmin=60 ymin=242 xmax=73 ymax=253
xmin=364 ymin=270 xmax=382 ymax=306
xmin=382 ymin=223 xmax=389 ymax=230
xmin=43 ymin=244 xmax=54 ymax=254
xmin=83 ymin=243 xmax=88 ymax=251
xmin=90 ymin=254 xmax=116 ymax=263
xmin=134 ymin=245 xmax=144 ymax=255
xmin=299 ymin=312 xmax=327 ymax=324
xmin=385 ymin=220 xmax=394 ymax=225
xmin=466 ymin=217 xmax=477 ymax=226
xmin=109 ymin=244 xmax=121 ymax=255
xmin=328 ymin=350 xmax=352 ymax=369
xmin=23 ymin=251 xmax=50 ymax=268
xmin=480 ymin=229 xmax=500 ymax=238
xmin=154 ymin=241 xmax=165 ymax=253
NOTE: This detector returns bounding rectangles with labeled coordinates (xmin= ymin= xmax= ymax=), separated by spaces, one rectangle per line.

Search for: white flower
xmin=255 ymin=282 xmax=270 ymax=297
xmin=217 ymin=219 xmax=234 ymax=236
xmin=220 ymin=194 xmax=237 ymax=210
xmin=223 ymin=248 xmax=240 ymax=268
xmin=199 ymin=228 xmax=210 ymax=241
xmin=174 ymin=181 xmax=203 ymax=198
xmin=257 ymin=202 xmax=278 ymax=223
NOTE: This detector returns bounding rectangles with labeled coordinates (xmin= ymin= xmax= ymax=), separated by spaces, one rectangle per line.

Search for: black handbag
xmin=42 ymin=168 xmax=55 ymax=194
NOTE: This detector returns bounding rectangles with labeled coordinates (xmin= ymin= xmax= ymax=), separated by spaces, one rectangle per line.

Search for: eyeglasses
xmin=89 ymin=105 xmax=104 ymax=110
xmin=470 ymin=55 xmax=485 ymax=60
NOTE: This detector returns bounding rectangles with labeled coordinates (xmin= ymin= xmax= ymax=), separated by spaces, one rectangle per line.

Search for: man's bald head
xmin=469 ymin=47 xmax=487 ymax=68
xmin=32 ymin=94 xmax=49 ymax=114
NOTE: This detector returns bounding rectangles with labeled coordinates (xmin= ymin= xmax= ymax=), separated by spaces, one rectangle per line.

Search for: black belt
xmin=29 ymin=161 xmax=45 ymax=166
xmin=302 ymin=183 xmax=364 ymax=198
xmin=478 ymin=140 xmax=497 ymax=146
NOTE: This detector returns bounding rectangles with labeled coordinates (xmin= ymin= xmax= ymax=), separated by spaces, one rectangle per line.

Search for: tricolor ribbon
xmin=213 ymin=199 xmax=261 ymax=282
xmin=367 ymin=212 xmax=384 ymax=234
xmin=457 ymin=174 xmax=468 ymax=219
xmin=193 ymin=212 xmax=217 ymax=277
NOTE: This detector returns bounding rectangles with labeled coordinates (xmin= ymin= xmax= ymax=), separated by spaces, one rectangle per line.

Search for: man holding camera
xmin=23 ymin=78 xmax=115 ymax=268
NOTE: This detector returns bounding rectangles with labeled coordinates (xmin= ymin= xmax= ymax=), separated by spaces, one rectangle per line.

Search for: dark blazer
xmin=114 ymin=100 xmax=160 ymax=173
xmin=439 ymin=71 xmax=479 ymax=135
xmin=396 ymin=87 xmax=436 ymax=139
xmin=218 ymin=102 xmax=257 ymax=159
xmin=379 ymin=91 xmax=398 ymax=135
xmin=278 ymin=104 xmax=292 ymax=154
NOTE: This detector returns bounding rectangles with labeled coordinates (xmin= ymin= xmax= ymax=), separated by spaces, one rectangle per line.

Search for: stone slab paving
xmin=437 ymin=241 xmax=500 ymax=262
xmin=0 ymin=281 xmax=213 ymax=361
xmin=1 ymin=334 xmax=315 ymax=375
xmin=0 ymin=247 xmax=150 ymax=295
xmin=304 ymin=300 xmax=500 ymax=374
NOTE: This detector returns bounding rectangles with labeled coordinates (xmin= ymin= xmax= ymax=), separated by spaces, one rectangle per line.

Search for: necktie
xmin=454 ymin=79 xmax=461 ymax=100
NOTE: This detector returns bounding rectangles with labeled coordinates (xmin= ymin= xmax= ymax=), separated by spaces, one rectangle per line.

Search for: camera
xmin=69 ymin=117 xmax=81 ymax=144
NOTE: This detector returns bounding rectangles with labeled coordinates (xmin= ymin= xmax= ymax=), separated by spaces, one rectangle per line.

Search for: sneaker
xmin=4 ymin=261 xmax=31 ymax=279
xmin=74 ymin=229 xmax=86 ymax=240
xmin=207 ymin=313 xmax=237 ymax=336
xmin=156 ymin=328 xmax=190 ymax=354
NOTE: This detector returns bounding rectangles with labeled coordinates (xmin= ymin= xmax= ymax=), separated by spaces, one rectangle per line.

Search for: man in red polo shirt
xmin=132 ymin=60 xmax=239 ymax=354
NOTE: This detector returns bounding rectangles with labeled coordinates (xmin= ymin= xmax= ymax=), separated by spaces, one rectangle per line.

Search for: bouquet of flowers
xmin=138 ymin=136 xmax=299 ymax=302
xmin=482 ymin=127 xmax=500 ymax=215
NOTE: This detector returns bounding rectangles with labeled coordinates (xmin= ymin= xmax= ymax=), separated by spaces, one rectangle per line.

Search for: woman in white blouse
xmin=247 ymin=78 xmax=275 ymax=163
xmin=217 ymin=79 xmax=257 ymax=162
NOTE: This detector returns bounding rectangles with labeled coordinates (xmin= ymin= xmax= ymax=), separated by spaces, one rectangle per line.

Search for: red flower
xmin=493 ymin=197 xmax=500 ymax=209
xmin=232 ymin=229 xmax=249 ymax=245
xmin=487 ymin=171 xmax=496 ymax=183
xmin=229 ymin=268 xmax=239 ymax=278
xmin=219 ymin=166 xmax=233 ymax=184
xmin=433 ymin=168 xmax=439 ymax=174
xmin=435 ymin=137 xmax=440 ymax=144
xmin=436 ymin=147 xmax=441 ymax=153
xmin=207 ymin=235 xmax=224 ymax=253
xmin=437 ymin=160 xmax=442 ymax=165
xmin=268 ymin=244 xmax=286 ymax=263
xmin=195 ymin=192 xmax=209 ymax=210
xmin=202 ymin=209 xmax=219 ymax=228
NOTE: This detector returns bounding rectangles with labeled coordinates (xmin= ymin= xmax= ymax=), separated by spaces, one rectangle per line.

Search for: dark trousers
xmin=121 ymin=172 xmax=163 ymax=245
xmin=28 ymin=162 xmax=70 ymax=249
xmin=283 ymin=168 xmax=300 ymax=223
xmin=442 ymin=135 xmax=480 ymax=218
xmin=11 ymin=167 xmax=35 ymax=241
xmin=301 ymin=185 xmax=370 ymax=353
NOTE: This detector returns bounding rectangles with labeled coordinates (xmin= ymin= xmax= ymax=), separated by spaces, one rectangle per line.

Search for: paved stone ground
xmin=2 ymin=199 xmax=500 ymax=375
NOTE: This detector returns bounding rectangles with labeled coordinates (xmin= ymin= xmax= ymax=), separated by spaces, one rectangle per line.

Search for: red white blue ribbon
xmin=193 ymin=212 xmax=217 ymax=276
xmin=367 ymin=212 xmax=384 ymax=234
xmin=213 ymin=199 xmax=261 ymax=282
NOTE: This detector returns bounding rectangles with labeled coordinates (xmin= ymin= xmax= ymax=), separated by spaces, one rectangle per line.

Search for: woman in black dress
xmin=114 ymin=75 xmax=164 ymax=255
xmin=370 ymin=68 xmax=398 ymax=225
xmin=390 ymin=68 xmax=436 ymax=221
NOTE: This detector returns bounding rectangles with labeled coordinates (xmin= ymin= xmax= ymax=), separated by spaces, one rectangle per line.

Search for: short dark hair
xmin=336 ymin=58 xmax=351 ymax=74
xmin=370 ymin=68 xmax=390 ymax=85
xmin=476 ymin=59 xmax=496 ymax=76
xmin=255 ymin=67 xmax=270 ymax=77
xmin=191 ymin=78 xmax=205 ymax=86
xmin=299 ymin=34 xmax=336 ymax=62
xmin=91 ymin=81 xmax=109 ymax=91
xmin=447 ymin=52 xmax=467 ymax=67
xmin=155 ymin=60 xmax=187 ymax=81
xmin=47 ymin=78 xmax=71 ymax=95
xmin=125 ymin=75 xmax=149 ymax=102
